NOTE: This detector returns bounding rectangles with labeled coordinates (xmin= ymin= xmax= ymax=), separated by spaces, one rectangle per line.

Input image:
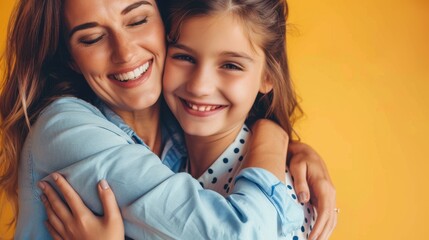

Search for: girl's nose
xmin=186 ymin=65 xmax=216 ymax=97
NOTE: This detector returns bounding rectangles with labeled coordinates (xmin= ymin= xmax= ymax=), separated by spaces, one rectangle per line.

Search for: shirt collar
xmin=96 ymin=100 xmax=147 ymax=146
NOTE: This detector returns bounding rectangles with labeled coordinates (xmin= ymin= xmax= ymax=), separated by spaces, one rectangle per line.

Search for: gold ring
xmin=334 ymin=208 xmax=340 ymax=214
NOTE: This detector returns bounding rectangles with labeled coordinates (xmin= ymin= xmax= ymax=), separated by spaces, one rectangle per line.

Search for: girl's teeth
xmin=187 ymin=102 xmax=220 ymax=112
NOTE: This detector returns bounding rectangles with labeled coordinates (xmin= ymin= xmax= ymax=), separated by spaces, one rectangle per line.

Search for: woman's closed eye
xmin=77 ymin=16 xmax=148 ymax=46
xmin=79 ymin=34 xmax=105 ymax=46
xmin=127 ymin=17 xmax=148 ymax=27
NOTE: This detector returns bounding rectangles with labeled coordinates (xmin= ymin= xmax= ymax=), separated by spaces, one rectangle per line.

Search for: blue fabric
xmin=15 ymin=97 xmax=300 ymax=239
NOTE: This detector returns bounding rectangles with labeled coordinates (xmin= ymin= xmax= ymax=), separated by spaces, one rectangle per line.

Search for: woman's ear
xmin=259 ymin=74 xmax=273 ymax=94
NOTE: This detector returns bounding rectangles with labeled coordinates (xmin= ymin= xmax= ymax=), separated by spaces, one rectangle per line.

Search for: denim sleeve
xmin=235 ymin=168 xmax=305 ymax=237
xmin=15 ymin=97 xmax=294 ymax=239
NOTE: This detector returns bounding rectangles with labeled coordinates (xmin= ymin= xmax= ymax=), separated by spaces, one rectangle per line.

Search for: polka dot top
xmin=185 ymin=125 xmax=316 ymax=239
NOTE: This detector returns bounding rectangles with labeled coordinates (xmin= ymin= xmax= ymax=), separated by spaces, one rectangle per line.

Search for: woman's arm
xmin=17 ymin=97 xmax=295 ymax=239
xmin=241 ymin=119 xmax=288 ymax=181
xmin=41 ymin=118 xmax=336 ymax=239
xmin=287 ymin=142 xmax=337 ymax=240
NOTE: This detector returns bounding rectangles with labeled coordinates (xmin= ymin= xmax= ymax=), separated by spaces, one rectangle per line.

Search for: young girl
xmin=161 ymin=0 xmax=318 ymax=238
xmin=39 ymin=0 xmax=336 ymax=239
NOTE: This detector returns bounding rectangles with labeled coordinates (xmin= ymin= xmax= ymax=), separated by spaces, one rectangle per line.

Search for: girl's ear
xmin=259 ymin=74 xmax=273 ymax=94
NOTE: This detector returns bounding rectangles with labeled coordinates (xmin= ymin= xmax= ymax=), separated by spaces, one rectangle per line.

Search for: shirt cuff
xmin=235 ymin=167 xmax=304 ymax=236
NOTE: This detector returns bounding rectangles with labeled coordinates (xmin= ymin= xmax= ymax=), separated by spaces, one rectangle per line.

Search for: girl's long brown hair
xmin=0 ymin=0 xmax=93 ymax=223
xmin=164 ymin=0 xmax=303 ymax=136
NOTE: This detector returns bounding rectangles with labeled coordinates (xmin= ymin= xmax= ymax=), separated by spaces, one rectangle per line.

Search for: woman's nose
xmin=110 ymin=33 xmax=136 ymax=64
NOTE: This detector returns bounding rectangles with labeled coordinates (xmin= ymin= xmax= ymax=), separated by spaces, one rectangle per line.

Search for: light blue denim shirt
xmin=15 ymin=97 xmax=302 ymax=239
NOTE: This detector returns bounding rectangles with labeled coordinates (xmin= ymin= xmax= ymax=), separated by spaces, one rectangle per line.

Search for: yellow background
xmin=1 ymin=0 xmax=428 ymax=239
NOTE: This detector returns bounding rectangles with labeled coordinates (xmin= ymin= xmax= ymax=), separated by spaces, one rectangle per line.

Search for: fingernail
xmin=38 ymin=181 xmax=46 ymax=190
xmin=298 ymin=192 xmax=308 ymax=202
xmin=51 ymin=173 xmax=59 ymax=181
xmin=99 ymin=179 xmax=110 ymax=190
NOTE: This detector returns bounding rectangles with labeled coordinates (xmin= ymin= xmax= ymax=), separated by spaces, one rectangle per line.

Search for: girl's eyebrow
xmin=170 ymin=43 xmax=254 ymax=62
xmin=220 ymin=51 xmax=254 ymax=62
xmin=68 ymin=1 xmax=152 ymax=39
xmin=169 ymin=43 xmax=195 ymax=54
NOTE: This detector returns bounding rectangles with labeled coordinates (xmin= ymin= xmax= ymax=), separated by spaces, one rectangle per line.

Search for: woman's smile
xmin=108 ymin=59 xmax=153 ymax=89
xmin=111 ymin=60 xmax=151 ymax=82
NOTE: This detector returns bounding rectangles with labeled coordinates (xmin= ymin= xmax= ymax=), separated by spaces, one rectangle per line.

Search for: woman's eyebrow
xmin=121 ymin=1 xmax=152 ymax=15
xmin=69 ymin=22 xmax=99 ymax=39
xmin=68 ymin=1 xmax=152 ymax=39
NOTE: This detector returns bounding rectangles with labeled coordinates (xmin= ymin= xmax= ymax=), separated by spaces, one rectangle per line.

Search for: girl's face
xmin=64 ymin=0 xmax=165 ymax=114
xmin=163 ymin=13 xmax=272 ymax=137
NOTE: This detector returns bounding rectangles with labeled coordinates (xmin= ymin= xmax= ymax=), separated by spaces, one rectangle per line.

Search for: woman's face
xmin=64 ymin=0 xmax=165 ymax=114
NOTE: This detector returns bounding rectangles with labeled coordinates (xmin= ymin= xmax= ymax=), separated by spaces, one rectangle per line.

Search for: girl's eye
xmin=172 ymin=54 xmax=196 ymax=64
xmin=128 ymin=17 xmax=148 ymax=27
xmin=222 ymin=63 xmax=243 ymax=71
xmin=80 ymin=35 xmax=104 ymax=46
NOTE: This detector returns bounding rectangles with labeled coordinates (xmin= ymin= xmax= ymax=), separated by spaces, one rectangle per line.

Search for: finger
xmin=309 ymin=189 xmax=336 ymax=240
xmin=328 ymin=211 xmax=338 ymax=237
xmin=288 ymin=161 xmax=310 ymax=203
xmin=317 ymin=211 xmax=336 ymax=240
xmin=41 ymin=194 xmax=67 ymax=237
xmin=45 ymin=221 xmax=64 ymax=240
xmin=98 ymin=179 xmax=122 ymax=221
xmin=308 ymin=207 xmax=329 ymax=240
xmin=315 ymin=180 xmax=337 ymax=239
xmin=38 ymin=181 xmax=72 ymax=223
xmin=51 ymin=172 xmax=88 ymax=216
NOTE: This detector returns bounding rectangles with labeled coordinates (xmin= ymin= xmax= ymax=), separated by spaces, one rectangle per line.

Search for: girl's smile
xmin=180 ymin=98 xmax=228 ymax=117
xmin=163 ymin=12 xmax=272 ymax=138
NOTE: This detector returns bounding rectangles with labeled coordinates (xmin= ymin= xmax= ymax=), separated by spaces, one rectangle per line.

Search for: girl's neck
xmin=185 ymin=124 xmax=243 ymax=178
xmin=115 ymin=102 xmax=163 ymax=156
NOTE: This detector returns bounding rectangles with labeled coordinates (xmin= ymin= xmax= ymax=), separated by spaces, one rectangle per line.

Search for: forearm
xmin=242 ymin=119 xmax=288 ymax=182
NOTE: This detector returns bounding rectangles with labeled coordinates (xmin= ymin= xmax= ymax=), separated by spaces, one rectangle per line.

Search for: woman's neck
xmin=114 ymin=102 xmax=163 ymax=156
xmin=185 ymin=125 xmax=243 ymax=178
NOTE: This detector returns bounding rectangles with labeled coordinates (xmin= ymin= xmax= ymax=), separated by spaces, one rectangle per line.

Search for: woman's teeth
xmin=114 ymin=62 xmax=150 ymax=82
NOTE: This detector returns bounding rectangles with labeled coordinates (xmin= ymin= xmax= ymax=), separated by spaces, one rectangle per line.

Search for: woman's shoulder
xmin=31 ymin=96 xmax=118 ymax=137
xmin=24 ymin=96 xmax=132 ymax=167
xmin=41 ymin=96 xmax=104 ymax=118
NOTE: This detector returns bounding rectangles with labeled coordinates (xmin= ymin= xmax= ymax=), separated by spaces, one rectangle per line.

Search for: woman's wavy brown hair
xmin=164 ymin=0 xmax=303 ymax=136
xmin=0 ymin=0 xmax=93 ymax=223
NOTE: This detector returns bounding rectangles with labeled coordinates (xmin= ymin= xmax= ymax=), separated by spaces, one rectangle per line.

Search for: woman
xmin=0 ymin=0 xmax=336 ymax=239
